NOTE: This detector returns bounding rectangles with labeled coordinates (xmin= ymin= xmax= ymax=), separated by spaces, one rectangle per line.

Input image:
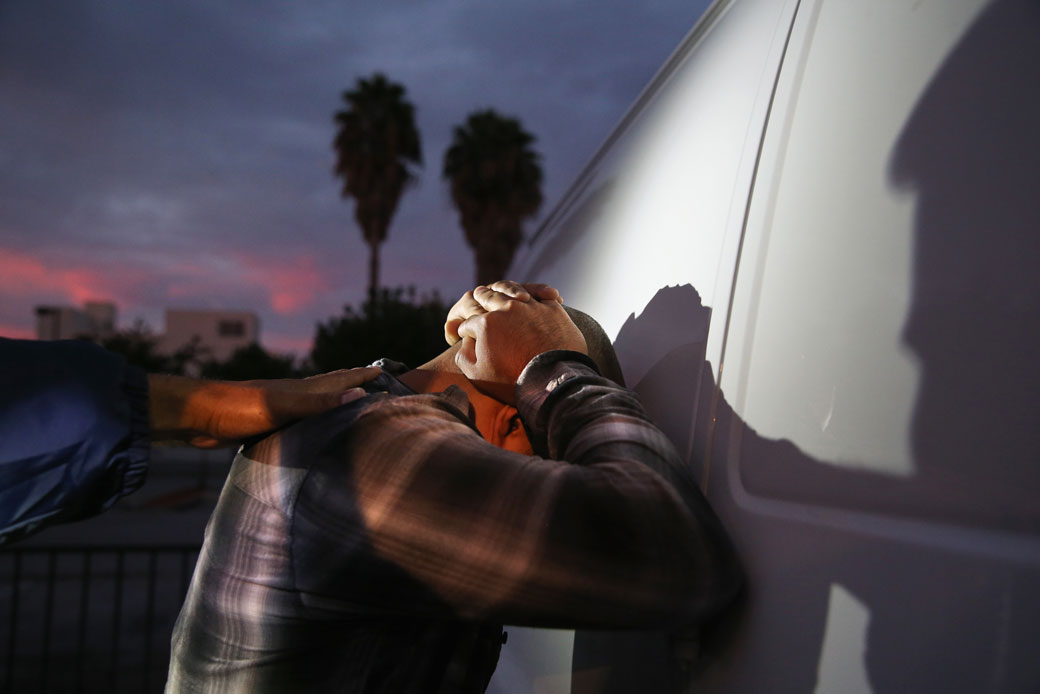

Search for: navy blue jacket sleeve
xmin=0 ymin=338 xmax=150 ymax=544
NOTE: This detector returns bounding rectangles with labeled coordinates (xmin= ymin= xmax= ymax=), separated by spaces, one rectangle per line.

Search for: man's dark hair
xmin=563 ymin=306 xmax=626 ymax=387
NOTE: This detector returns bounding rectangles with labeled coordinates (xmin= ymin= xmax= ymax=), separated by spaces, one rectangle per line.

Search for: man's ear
xmin=493 ymin=405 xmax=533 ymax=455
xmin=489 ymin=404 xmax=511 ymax=441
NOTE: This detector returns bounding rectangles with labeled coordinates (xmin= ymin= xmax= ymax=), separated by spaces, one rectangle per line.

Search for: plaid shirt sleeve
xmin=315 ymin=350 xmax=742 ymax=630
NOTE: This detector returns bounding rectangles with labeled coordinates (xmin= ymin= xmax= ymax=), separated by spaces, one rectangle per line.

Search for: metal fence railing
xmin=1 ymin=545 xmax=200 ymax=694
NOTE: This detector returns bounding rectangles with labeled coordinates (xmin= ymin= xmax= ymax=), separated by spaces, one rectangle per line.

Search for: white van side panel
xmin=710 ymin=0 xmax=1040 ymax=691
xmin=503 ymin=0 xmax=1040 ymax=690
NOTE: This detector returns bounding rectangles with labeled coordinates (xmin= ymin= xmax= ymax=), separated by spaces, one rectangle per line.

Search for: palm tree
xmin=442 ymin=109 xmax=543 ymax=285
xmin=333 ymin=73 xmax=422 ymax=295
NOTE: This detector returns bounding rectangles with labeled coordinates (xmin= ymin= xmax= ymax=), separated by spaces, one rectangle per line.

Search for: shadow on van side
xmin=572 ymin=1 xmax=1040 ymax=690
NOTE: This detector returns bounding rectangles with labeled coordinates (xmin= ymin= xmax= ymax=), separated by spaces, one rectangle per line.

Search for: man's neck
xmin=396 ymin=345 xmax=508 ymax=442
xmin=396 ymin=344 xmax=467 ymax=394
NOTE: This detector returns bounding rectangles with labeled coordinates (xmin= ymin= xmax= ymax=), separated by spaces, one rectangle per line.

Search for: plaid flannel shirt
xmin=166 ymin=351 xmax=740 ymax=693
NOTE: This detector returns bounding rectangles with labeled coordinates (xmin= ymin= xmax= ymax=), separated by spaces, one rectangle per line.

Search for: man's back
xmin=168 ymin=346 xmax=740 ymax=692
xmin=168 ymin=366 xmax=505 ymax=691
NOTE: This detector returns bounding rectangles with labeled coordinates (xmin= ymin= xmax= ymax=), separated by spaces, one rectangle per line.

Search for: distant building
xmin=32 ymin=302 xmax=260 ymax=365
xmin=160 ymin=309 xmax=260 ymax=362
xmin=35 ymin=301 xmax=116 ymax=340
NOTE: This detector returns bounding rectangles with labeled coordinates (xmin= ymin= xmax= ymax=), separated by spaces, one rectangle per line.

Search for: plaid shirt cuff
xmin=515 ymin=350 xmax=601 ymax=457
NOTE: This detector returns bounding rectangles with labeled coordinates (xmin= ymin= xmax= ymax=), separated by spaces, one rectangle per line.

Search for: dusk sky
xmin=1 ymin=0 xmax=709 ymax=356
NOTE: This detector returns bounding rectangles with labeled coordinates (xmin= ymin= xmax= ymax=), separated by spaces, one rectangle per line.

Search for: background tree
xmin=333 ymin=73 xmax=423 ymax=295
xmin=200 ymin=342 xmax=297 ymax=380
xmin=443 ymin=109 xmax=543 ymax=284
xmin=311 ymin=286 xmax=448 ymax=371
xmin=99 ymin=323 xmax=297 ymax=380
xmin=99 ymin=320 xmax=177 ymax=373
xmin=166 ymin=335 xmax=210 ymax=376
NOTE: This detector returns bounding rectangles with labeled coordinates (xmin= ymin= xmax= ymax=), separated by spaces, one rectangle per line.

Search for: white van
xmin=491 ymin=0 xmax=1040 ymax=691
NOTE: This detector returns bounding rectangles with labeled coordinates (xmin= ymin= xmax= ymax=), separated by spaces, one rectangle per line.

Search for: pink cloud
xmin=0 ymin=247 xmax=156 ymax=335
xmin=0 ymin=247 xmax=107 ymax=302
xmin=231 ymin=252 xmax=338 ymax=315
xmin=0 ymin=246 xmax=161 ymax=309
xmin=0 ymin=322 xmax=34 ymax=339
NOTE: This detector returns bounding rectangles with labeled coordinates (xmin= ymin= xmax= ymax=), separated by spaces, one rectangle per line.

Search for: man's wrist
xmin=514 ymin=350 xmax=601 ymax=455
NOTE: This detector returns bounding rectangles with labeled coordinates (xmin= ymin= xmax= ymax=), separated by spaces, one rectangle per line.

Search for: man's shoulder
xmin=245 ymin=382 xmax=479 ymax=467
xmin=351 ymin=387 xmax=479 ymax=437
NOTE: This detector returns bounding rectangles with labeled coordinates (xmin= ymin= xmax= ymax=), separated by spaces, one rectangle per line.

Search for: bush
xmin=201 ymin=342 xmax=297 ymax=380
xmin=310 ymin=286 xmax=448 ymax=372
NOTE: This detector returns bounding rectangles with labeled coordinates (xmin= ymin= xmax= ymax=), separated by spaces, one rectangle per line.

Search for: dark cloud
xmin=0 ymin=0 xmax=708 ymax=354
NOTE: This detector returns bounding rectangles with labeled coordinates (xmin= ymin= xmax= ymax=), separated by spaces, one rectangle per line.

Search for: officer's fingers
xmin=301 ymin=366 xmax=382 ymax=390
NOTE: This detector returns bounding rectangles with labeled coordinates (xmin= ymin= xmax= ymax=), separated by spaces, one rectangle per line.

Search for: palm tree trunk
xmin=368 ymin=240 xmax=380 ymax=296
xmin=474 ymin=233 xmax=513 ymax=285
xmin=475 ymin=251 xmax=506 ymax=285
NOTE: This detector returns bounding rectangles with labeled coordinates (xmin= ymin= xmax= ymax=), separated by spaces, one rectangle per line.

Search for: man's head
xmin=403 ymin=282 xmax=624 ymax=455
xmin=562 ymin=306 xmax=625 ymax=388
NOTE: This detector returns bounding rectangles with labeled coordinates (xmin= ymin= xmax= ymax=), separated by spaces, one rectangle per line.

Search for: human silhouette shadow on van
xmin=570 ymin=1 xmax=1040 ymax=691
